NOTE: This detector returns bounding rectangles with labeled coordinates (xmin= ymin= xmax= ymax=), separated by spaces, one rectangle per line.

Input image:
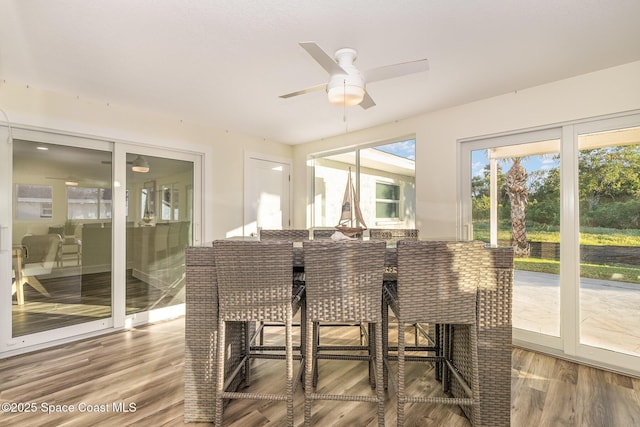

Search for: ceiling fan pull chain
xmin=343 ymin=79 xmax=347 ymax=122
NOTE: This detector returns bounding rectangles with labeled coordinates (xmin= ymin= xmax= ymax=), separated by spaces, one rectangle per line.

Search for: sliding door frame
xmin=1 ymin=124 xmax=205 ymax=357
xmin=458 ymin=110 xmax=640 ymax=377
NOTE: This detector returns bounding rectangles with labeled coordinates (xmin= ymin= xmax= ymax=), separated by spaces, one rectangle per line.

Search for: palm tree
xmin=505 ymin=158 xmax=530 ymax=257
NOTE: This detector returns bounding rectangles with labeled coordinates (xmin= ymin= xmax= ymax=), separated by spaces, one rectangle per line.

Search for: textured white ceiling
xmin=1 ymin=0 xmax=640 ymax=144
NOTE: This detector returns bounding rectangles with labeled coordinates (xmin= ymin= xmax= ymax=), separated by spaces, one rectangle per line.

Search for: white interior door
xmin=244 ymin=154 xmax=291 ymax=236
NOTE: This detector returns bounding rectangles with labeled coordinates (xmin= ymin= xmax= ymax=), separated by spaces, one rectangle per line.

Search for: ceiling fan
xmin=101 ymin=155 xmax=149 ymax=172
xmin=279 ymin=42 xmax=429 ymax=109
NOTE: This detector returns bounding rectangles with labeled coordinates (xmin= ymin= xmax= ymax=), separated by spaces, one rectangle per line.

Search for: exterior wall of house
xmin=313 ymin=158 xmax=415 ymax=229
xmin=292 ymin=60 xmax=640 ymax=238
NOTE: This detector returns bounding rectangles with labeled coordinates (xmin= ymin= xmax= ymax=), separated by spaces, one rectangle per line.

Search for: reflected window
xmin=15 ymin=184 xmax=53 ymax=219
xmin=67 ymin=186 xmax=112 ymax=219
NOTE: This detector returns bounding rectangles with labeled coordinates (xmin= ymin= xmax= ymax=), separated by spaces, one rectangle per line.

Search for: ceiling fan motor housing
xmin=326 ymin=48 xmax=365 ymax=106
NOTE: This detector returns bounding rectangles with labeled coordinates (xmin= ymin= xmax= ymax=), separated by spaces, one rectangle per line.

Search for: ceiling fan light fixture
xmin=327 ymin=71 xmax=365 ymax=107
xmin=65 ymin=180 xmax=79 ymax=186
xmin=131 ymin=155 xmax=150 ymax=173
xmin=327 ymin=84 xmax=365 ymax=106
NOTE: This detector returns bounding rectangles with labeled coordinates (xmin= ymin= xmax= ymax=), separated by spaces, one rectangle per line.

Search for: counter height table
xmin=184 ymin=241 xmax=513 ymax=426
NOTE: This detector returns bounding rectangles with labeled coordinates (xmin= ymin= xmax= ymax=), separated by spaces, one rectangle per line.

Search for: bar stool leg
xmin=397 ymin=319 xmax=406 ymax=427
xmin=304 ymin=318 xmax=314 ymax=426
xmin=214 ymin=320 xmax=226 ymax=427
xmin=374 ymin=321 xmax=385 ymax=426
xmin=285 ymin=309 xmax=294 ymax=425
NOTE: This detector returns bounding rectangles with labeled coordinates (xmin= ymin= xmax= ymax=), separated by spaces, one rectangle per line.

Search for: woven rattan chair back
xmin=214 ymin=240 xmax=293 ymax=321
xmin=260 ymin=229 xmax=310 ymax=242
xmin=312 ymin=228 xmax=363 ymax=240
xmin=303 ymin=240 xmax=386 ymax=322
xmin=396 ymin=240 xmax=485 ymax=324
xmin=369 ymin=228 xmax=419 ymax=244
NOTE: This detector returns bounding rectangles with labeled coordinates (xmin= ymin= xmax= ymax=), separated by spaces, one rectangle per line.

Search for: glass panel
xmin=313 ymin=151 xmax=355 ymax=227
xmin=125 ymin=153 xmax=193 ymax=314
xmin=578 ymin=126 xmax=640 ymax=357
xmin=360 ymin=140 xmax=415 ymax=228
xmin=312 ymin=138 xmax=416 ymax=229
xmin=12 ymin=139 xmax=112 ymax=336
xmin=471 ymin=139 xmax=561 ymax=337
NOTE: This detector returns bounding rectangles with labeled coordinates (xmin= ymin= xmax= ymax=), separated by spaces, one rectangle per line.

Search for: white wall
xmin=3 ymin=60 xmax=640 ymax=241
xmin=293 ymin=61 xmax=640 ymax=238
xmin=0 ymin=80 xmax=293 ymax=242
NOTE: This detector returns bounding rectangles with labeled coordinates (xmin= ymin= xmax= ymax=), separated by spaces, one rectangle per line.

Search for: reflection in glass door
xmin=125 ymin=153 xmax=193 ymax=314
xmin=12 ymin=139 xmax=113 ymax=336
xmin=578 ymin=126 xmax=640 ymax=357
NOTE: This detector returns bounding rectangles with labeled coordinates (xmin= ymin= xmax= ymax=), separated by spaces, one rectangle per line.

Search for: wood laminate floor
xmin=12 ymin=269 xmax=183 ymax=337
xmin=1 ymin=317 xmax=639 ymax=426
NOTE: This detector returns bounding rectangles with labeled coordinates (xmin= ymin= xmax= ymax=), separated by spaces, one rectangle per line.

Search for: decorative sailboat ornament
xmin=335 ymin=168 xmax=367 ymax=237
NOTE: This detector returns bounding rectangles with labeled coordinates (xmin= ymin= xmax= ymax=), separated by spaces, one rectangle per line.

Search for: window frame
xmin=375 ymin=181 xmax=401 ymax=220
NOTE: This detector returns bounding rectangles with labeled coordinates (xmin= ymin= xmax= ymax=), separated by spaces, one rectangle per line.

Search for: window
xmin=311 ymin=138 xmax=415 ymax=229
xmin=15 ymin=184 xmax=53 ymax=219
xmin=160 ymin=183 xmax=180 ymax=221
xmin=67 ymin=186 xmax=112 ymax=220
xmin=376 ymin=182 xmax=400 ymax=219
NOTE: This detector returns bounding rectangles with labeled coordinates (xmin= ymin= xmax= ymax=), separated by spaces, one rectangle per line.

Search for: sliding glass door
xmin=124 ymin=151 xmax=194 ymax=317
xmin=7 ymin=133 xmax=114 ymax=343
xmin=1 ymin=127 xmax=201 ymax=355
xmin=464 ymin=130 xmax=562 ymax=346
xmin=460 ymin=113 xmax=640 ymax=376
xmin=576 ymin=123 xmax=640 ymax=359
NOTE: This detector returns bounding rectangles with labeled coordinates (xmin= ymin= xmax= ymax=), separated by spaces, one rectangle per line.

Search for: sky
xmin=375 ymin=139 xmax=415 ymax=160
xmin=471 ymin=149 xmax=559 ymax=178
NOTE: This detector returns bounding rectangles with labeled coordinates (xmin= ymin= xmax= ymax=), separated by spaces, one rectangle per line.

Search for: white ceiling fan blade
xmin=359 ymin=92 xmax=376 ymax=109
xmin=364 ymin=58 xmax=429 ymax=84
xmin=299 ymin=42 xmax=347 ymax=75
xmin=279 ymin=83 xmax=327 ymax=99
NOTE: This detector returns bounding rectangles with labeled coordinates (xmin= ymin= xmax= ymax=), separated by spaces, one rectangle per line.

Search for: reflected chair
xmin=383 ymin=240 xmax=486 ymax=426
xmin=302 ymin=240 xmax=386 ymax=426
xmin=13 ymin=234 xmax=61 ymax=304
xmin=213 ymin=240 xmax=304 ymax=427
xmin=153 ymin=222 xmax=171 ymax=264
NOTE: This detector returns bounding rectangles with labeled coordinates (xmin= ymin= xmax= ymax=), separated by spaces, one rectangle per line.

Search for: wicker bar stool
xmin=260 ymin=228 xmax=310 ymax=241
xmin=213 ymin=240 xmax=304 ymax=427
xmin=383 ymin=240 xmax=487 ymax=426
xmin=258 ymin=229 xmax=308 ymax=351
xmin=370 ymin=229 xmax=422 ymax=351
xmin=369 ymin=228 xmax=419 ymax=243
xmin=302 ymin=240 xmax=386 ymax=426
xmin=311 ymin=228 xmax=367 ymax=350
